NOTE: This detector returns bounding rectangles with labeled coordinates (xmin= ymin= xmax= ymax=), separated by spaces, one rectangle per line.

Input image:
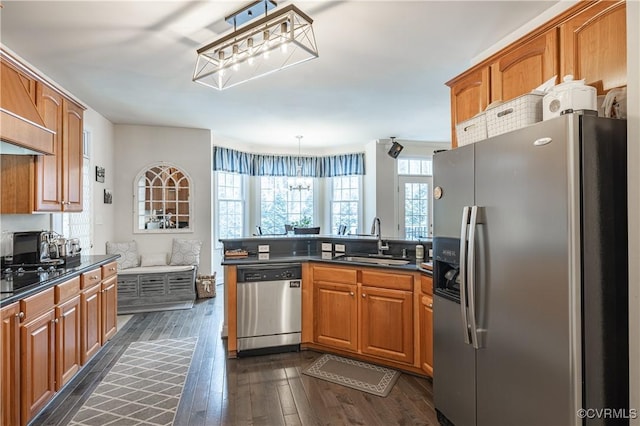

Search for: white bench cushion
xmin=118 ymin=265 xmax=195 ymax=275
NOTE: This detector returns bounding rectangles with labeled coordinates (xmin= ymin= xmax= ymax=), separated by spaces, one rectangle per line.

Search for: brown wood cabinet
xmin=81 ymin=273 xmax=102 ymax=364
xmin=447 ymin=67 xmax=490 ymax=147
xmin=1 ymin=302 xmax=22 ymax=426
xmin=312 ymin=264 xmax=415 ymax=366
xmin=101 ymin=275 xmax=118 ymax=342
xmin=420 ymin=293 xmax=434 ymax=376
xmin=490 ymin=29 xmax=558 ymax=103
xmin=53 ymin=276 xmax=82 ymax=393
xmin=559 ymin=0 xmax=626 ymax=94
xmin=20 ymin=289 xmax=56 ymax=426
xmin=446 ymin=0 xmax=627 ymax=147
xmin=0 ymin=51 xmax=84 ymax=214
xmin=314 ymin=280 xmax=358 ymax=351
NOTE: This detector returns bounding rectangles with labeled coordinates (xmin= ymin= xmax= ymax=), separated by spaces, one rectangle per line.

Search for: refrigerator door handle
xmin=468 ymin=205 xmax=482 ymax=349
xmin=459 ymin=206 xmax=471 ymax=345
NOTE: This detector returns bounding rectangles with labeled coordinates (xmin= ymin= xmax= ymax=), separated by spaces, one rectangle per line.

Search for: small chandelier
xmin=193 ymin=0 xmax=319 ymax=90
xmin=289 ymin=135 xmax=311 ymax=191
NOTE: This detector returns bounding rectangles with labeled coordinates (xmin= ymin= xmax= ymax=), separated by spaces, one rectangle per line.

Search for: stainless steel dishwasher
xmin=236 ymin=263 xmax=302 ymax=355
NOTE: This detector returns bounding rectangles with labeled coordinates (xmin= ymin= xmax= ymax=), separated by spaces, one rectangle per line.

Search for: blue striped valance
xmin=213 ymin=146 xmax=365 ymax=177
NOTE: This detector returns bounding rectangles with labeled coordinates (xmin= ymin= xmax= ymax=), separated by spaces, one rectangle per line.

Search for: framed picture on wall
xmin=104 ymin=188 xmax=113 ymax=204
xmin=96 ymin=166 xmax=105 ymax=183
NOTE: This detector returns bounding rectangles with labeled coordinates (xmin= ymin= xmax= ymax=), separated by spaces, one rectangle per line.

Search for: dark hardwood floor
xmin=33 ymin=285 xmax=437 ymax=426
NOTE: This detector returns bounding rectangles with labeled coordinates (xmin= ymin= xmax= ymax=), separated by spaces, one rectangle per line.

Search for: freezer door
xmin=433 ymin=145 xmax=475 ymax=238
xmin=474 ymin=117 xmax=575 ymax=426
xmin=434 ymin=295 xmax=476 ymax=426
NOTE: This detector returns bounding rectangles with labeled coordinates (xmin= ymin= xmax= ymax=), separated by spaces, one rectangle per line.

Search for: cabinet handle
xmin=52 ymin=318 xmax=59 ymax=324
xmin=109 ymin=267 xmax=116 ymax=271
xmin=349 ymin=291 xmax=354 ymax=296
xmin=16 ymin=312 xmax=24 ymax=319
xmin=362 ymin=293 xmax=366 ymax=298
xmin=92 ymin=275 xmax=99 ymax=280
xmin=428 ymin=303 xmax=433 ymax=308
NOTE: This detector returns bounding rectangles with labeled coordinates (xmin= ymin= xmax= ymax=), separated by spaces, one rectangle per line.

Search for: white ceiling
xmin=0 ymin=1 xmax=560 ymax=151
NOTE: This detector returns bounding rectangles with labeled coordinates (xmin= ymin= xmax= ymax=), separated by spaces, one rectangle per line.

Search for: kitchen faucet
xmin=370 ymin=217 xmax=389 ymax=255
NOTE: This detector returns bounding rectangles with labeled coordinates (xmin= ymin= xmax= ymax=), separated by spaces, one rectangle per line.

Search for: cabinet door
xmin=62 ymin=99 xmax=83 ymax=212
xmin=447 ymin=67 xmax=490 ymax=148
xmin=21 ymin=309 xmax=56 ymax=425
xmin=81 ymin=284 xmax=101 ymax=364
xmin=360 ymin=286 xmax=413 ymax=363
xmin=560 ymin=1 xmax=626 ymax=94
xmin=314 ymin=281 xmax=358 ymax=351
xmin=35 ymin=83 xmax=64 ymax=212
xmin=490 ymin=29 xmax=558 ymax=102
xmin=101 ymin=276 xmax=118 ymax=343
xmin=55 ymin=295 xmax=81 ymax=390
xmin=2 ymin=303 xmax=21 ymax=426
xmin=420 ymin=294 xmax=433 ymax=376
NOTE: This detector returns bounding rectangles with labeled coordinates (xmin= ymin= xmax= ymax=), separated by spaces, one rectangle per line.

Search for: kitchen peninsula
xmin=220 ymin=235 xmax=434 ymax=377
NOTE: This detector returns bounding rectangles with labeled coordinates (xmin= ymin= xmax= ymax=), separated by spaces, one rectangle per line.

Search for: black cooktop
xmin=1 ymin=262 xmax=67 ymax=293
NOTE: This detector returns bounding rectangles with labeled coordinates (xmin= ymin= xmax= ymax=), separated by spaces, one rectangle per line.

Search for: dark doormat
xmin=302 ymin=353 xmax=401 ymax=397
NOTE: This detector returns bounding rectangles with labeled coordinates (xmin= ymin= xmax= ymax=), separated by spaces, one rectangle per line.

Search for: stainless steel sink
xmin=333 ymin=255 xmax=410 ymax=266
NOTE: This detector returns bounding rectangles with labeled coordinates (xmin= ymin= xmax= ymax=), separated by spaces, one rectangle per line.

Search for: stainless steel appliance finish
xmin=236 ymin=263 xmax=302 ymax=353
xmin=433 ymin=114 xmax=628 ymax=426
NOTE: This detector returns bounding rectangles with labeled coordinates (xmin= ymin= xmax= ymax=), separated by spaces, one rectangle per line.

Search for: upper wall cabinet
xmin=446 ymin=0 xmax=627 ymax=147
xmin=489 ymin=29 xmax=559 ymax=102
xmin=560 ymin=1 xmax=627 ymax=94
xmin=0 ymin=51 xmax=85 ymax=214
xmin=447 ymin=67 xmax=490 ymax=147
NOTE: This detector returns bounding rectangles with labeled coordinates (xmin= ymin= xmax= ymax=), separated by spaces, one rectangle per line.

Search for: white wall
xmin=113 ymin=125 xmax=213 ymax=275
xmin=363 ymin=138 xmax=449 ymax=238
xmin=84 ymin=108 xmax=116 ymax=254
xmin=627 ymin=1 xmax=639 ymax=422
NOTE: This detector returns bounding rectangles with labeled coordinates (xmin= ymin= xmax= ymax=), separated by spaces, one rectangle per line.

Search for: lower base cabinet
xmin=420 ymin=294 xmax=434 ymax=376
xmin=312 ymin=265 xmax=415 ymax=367
xmin=21 ymin=308 xmax=56 ymax=425
xmin=0 ymin=261 xmax=118 ymax=426
xmin=1 ymin=302 xmax=21 ymax=426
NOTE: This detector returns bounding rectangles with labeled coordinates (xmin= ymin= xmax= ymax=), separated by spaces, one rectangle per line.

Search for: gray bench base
xmin=117 ymin=267 xmax=197 ymax=314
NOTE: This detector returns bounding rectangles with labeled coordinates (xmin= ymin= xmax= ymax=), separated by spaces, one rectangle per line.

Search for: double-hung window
xmin=331 ymin=176 xmax=360 ymax=234
xmin=260 ymin=176 xmax=314 ymax=234
xmin=217 ymin=172 xmax=244 ymax=239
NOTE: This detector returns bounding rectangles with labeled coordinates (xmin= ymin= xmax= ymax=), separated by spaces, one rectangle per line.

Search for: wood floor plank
xmin=31 ymin=284 xmax=435 ymax=426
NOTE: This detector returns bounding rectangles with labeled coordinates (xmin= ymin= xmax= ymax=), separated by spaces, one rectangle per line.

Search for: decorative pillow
xmin=140 ymin=252 xmax=168 ymax=267
xmin=106 ymin=241 xmax=140 ymax=270
xmin=169 ymin=238 xmax=202 ymax=266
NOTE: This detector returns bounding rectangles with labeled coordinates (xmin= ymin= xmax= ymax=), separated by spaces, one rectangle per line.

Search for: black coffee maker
xmin=433 ymin=237 xmax=461 ymax=302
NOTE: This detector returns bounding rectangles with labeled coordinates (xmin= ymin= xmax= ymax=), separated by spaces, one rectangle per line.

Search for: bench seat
xmin=117 ymin=265 xmax=197 ymax=314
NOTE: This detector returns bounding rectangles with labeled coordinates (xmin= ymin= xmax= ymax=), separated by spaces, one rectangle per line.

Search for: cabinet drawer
xmin=420 ymin=274 xmax=433 ymax=295
xmin=101 ymin=261 xmax=118 ymax=279
xmin=313 ymin=265 xmax=357 ymax=284
xmin=361 ymin=270 xmax=413 ymax=291
xmin=20 ymin=287 xmax=54 ymax=321
xmin=55 ymin=276 xmax=80 ymax=304
xmin=81 ymin=268 xmax=102 ymax=289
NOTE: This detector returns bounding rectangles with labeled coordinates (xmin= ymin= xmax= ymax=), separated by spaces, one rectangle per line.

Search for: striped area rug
xmin=69 ymin=337 xmax=197 ymax=426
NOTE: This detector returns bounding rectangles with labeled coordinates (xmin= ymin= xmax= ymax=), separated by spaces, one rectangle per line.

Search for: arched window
xmin=133 ymin=163 xmax=193 ymax=233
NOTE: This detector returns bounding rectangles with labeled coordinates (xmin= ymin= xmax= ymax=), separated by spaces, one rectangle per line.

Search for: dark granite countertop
xmin=222 ymin=253 xmax=433 ymax=275
xmin=0 ymin=254 xmax=120 ymax=307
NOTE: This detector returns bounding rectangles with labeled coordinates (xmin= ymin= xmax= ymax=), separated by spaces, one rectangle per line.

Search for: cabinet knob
xmin=92 ymin=275 xmax=99 ymax=280
xmin=362 ymin=293 xmax=366 ymax=298
xmin=16 ymin=312 xmax=24 ymax=319
xmin=109 ymin=267 xmax=116 ymax=271
xmin=52 ymin=318 xmax=59 ymax=324
xmin=349 ymin=291 xmax=354 ymax=296
xmin=428 ymin=303 xmax=433 ymax=308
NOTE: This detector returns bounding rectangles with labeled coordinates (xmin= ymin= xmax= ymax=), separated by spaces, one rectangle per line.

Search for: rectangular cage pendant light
xmin=193 ymin=2 xmax=318 ymax=90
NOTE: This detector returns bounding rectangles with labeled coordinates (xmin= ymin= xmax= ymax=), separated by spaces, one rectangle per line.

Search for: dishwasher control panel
xmin=237 ymin=263 xmax=302 ymax=282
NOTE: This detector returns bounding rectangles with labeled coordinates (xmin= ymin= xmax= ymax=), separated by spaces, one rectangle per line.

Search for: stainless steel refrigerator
xmin=432 ymin=114 xmax=628 ymax=426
